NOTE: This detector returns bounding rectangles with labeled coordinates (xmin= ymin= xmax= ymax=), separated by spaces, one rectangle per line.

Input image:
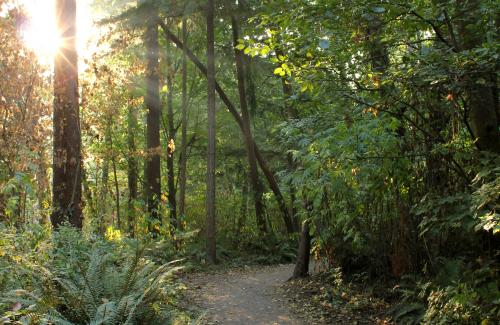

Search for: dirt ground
xmin=185 ymin=264 xmax=302 ymax=325
xmin=183 ymin=263 xmax=392 ymax=325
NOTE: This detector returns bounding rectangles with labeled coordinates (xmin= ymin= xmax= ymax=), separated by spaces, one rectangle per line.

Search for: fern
xmin=1 ymin=243 xmax=184 ymax=324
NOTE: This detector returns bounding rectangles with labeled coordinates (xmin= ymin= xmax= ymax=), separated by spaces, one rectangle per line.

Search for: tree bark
xmin=127 ymin=103 xmax=138 ymax=236
xmin=98 ymin=125 xmax=112 ymax=232
xmin=166 ymin=39 xmax=177 ymax=233
xmin=109 ymin=129 xmax=120 ymax=227
xmin=144 ymin=8 xmax=162 ymax=235
xmin=291 ymin=219 xmax=311 ymax=279
xmin=231 ymin=15 xmax=267 ymax=234
xmin=52 ymin=0 xmax=82 ymax=228
xmin=158 ymin=23 xmax=295 ymax=234
xmin=178 ymin=17 xmax=188 ymax=227
xmin=206 ymin=0 xmax=217 ymax=264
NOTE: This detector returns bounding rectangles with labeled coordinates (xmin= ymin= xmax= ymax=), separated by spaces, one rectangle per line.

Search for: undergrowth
xmin=390 ymin=257 xmax=500 ymax=324
xmin=0 ymin=223 xmax=191 ymax=324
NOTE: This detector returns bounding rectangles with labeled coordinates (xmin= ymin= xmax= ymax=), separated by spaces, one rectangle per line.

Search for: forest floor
xmin=184 ymin=264 xmax=300 ymax=324
xmin=183 ymin=263 xmax=393 ymax=324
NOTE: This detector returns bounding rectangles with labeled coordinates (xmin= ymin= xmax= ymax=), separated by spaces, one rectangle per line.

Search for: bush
xmin=0 ymin=224 xmax=188 ymax=324
xmin=391 ymin=258 xmax=500 ymax=324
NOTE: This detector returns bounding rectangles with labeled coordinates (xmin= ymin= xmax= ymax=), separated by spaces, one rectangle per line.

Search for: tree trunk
xmin=127 ymin=103 xmax=138 ymax=236
xmin=291 ymin=219 xmax=311 ymax=279
xmin=206 ymin=0 xmax=217 ymax=264
xmin=109 ymin=129 xmax=120 ymax=227
xmin=231 ymin=15 xmax=267 ymax=234
xmin=178 ymin=17 xmax=188 ymax=227
xmin=166 ymin=39 xmax=177 ymax=233
xmin=52 ymin=0 xmax=81 ymax=228
xmin=98 ymin=125 xmax=111 ymax=232
xmin=144 ymin=8 xmax=161 ymax=235
xmin=158 ymin=23 xmax=295 ymax=234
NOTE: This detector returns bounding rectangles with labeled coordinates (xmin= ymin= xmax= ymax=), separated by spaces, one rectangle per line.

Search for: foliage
xmin=0 ymin=0 xmax=499 ymax=322
xmin=0 ymin=225 xmax=189 ymax=324
xmin=0 ymin=2 xmax=51 ymax=225
xmin=391 ymin=257 xmax=500 ymax=324
xmin=471 ymin=155 xmax=500 ymax=234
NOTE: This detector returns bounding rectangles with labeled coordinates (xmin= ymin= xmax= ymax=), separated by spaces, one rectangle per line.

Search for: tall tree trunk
xmin=206 ymin=0 xmax=217 ymax=264
xmin=96 ymin=125 xmax=112 ymax=232
xmin=109 ymin=129 xmax=120 ymax=227
xmin=166 ymin=39 xmax=177 ymax=233
xmin=158 ymin=23 xmax=295 ymax=234
xmin=144 ymin=8 xmax=162 ymax=235
xmin=99 ymin=128 xmax=110 ymax=233
xmin=178 ymin=17 xmax=188 ymax=227
xmin=231 ymin=15 xmax=267 ymax=234
xmin=52 ymin=0 xmax=81 ymax=228
xmin=127 ymin=102 xmax=138 ymax=236
xmin=291 ymin=219 xmax=311 ymax=279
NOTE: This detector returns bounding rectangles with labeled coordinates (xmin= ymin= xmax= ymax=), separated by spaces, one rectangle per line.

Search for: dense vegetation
xmin=1 ymin=0 xmax=498 ymax=323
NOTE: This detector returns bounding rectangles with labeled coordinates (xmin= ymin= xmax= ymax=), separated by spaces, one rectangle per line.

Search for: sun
xmin=19 ymin=0 xmax=98 ymax=67
xmin=20 ymin=0 xmax=59 ymax=61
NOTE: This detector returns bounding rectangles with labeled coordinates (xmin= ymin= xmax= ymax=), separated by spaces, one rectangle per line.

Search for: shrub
xmin=0 ymin=224 xmax=187 ymax=324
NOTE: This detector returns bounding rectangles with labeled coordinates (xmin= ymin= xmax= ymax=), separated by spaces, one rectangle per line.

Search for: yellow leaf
xmin=260 ymin=46 xmax=270 ymax=56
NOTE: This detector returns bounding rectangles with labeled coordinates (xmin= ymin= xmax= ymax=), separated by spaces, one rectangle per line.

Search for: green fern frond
xmin=118 ymin=249 xmax=142 ymax=298
xmin=90 ymin=300 xmax=117 ymax=325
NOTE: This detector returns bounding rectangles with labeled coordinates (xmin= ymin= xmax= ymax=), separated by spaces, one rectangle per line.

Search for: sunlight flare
xmin=19 ymin=0 xmax=98 ymax=67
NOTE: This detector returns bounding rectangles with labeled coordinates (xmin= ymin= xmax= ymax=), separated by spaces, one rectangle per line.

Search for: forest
xmin=0 ymin=0 xmax=499 ymax=324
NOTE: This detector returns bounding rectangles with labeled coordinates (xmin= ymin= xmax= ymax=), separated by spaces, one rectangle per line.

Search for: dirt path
xmin=186 ymin=264 xmax=302 ymax=325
